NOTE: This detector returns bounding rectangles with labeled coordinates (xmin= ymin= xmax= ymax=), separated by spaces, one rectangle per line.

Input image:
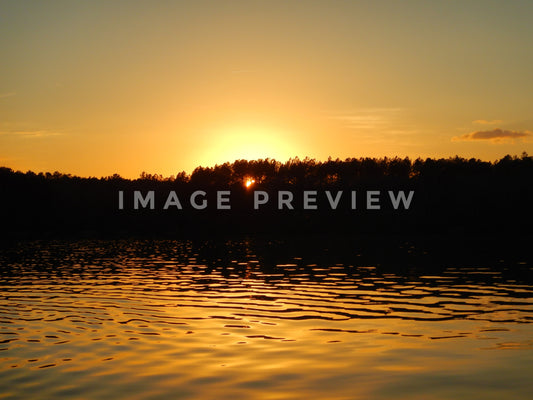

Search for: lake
xmin=1 ymin=236 xmax=532 ymax=399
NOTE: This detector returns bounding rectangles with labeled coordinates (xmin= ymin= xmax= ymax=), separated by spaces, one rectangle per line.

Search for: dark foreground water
xmin=1 ymin=236 xmax=532 ymax=399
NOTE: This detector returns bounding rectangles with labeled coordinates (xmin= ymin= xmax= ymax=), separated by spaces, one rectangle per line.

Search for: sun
xmin=245 ymin=178 xmax=255 ymax=188
xmin=198 ymin=125 xmax=301 ymax=167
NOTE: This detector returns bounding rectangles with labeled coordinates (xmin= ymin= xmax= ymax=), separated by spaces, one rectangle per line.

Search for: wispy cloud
xmin=326 ymin=108 xmax=416 ymax=132
xmin=330 ymin=114 xmax=392 ymax=130
xmin=324 ymin=108 xmax=420 ymax=144
xmin=452 ymin=128 xmax=531 ymax=143
xmin=0 ymin=130 xmax=62 ymax=138
xmin=0 ymin=92 xmax=16 ymax=98
xmin=328 ymin=108 xmax=403 ymax=128
xmin=472 ymin=119 xmax=503 ymax=125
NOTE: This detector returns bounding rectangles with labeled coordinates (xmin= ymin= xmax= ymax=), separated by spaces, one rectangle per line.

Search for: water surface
xmin=1 ymin=237 xmax=532 ymax=399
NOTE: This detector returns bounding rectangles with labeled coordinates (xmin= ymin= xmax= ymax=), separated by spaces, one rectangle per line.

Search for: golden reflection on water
xmin=0 ymin=238 xmax=532 ymax=399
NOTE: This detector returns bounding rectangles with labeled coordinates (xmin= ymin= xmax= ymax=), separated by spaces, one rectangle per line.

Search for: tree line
xmin=1 ymin=154 xmax=532 ymax=238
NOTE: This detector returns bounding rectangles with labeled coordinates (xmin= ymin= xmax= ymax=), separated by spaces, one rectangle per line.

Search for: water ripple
xmin=0 ymin=237 xmax=532 ymax=399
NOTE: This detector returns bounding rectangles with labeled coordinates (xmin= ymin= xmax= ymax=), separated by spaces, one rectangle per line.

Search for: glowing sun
xmin=199 ymin=125 xmax=300 ymax=167
xmin=245 ymin=178 xmax=255 ymax=188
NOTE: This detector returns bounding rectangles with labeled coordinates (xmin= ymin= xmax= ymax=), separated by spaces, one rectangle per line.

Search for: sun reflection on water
xmin=0 ymin=238 xmax=532 ymax=399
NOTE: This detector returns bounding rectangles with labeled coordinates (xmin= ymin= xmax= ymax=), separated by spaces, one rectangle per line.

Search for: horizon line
xmin=1 ymin=152 xmax=530 ymax=180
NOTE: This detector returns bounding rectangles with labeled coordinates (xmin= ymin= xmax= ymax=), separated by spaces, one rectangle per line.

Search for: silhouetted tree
xmin=1 ymin=154 xmax=532 ymax=238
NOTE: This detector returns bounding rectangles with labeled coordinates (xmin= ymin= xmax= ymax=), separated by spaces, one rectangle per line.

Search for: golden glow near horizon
xmin=198 ymin=125 xmax=306 ymax=169
xmin=1 ymin=1 xmax=532 ymax=178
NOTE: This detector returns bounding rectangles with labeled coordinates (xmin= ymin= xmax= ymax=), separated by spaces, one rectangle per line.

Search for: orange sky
xmin=1 ymin=1 xmax=532 ymax=178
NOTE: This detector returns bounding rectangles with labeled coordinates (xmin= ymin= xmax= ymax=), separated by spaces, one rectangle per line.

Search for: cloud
xmin=326 ymin=108 xmax=406 ymax=130
xmin=0 ymin=92 xmax=16 ymax=98
xmin=0 ymin=130 xmax=62 ymax=138
xmin=452 ymin=128 xmax=531 ymax=143
xmin=472 ymin=119 xmax=503 ymax=125
xmin=323 ymin=108 xmax=420 ymax=145
xmin=329 ymin=113 xmax=391 ymax=130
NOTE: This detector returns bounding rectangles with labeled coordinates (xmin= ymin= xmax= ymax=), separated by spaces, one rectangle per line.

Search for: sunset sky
xmin=1 ymin=0 xmax=532 ymax=178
